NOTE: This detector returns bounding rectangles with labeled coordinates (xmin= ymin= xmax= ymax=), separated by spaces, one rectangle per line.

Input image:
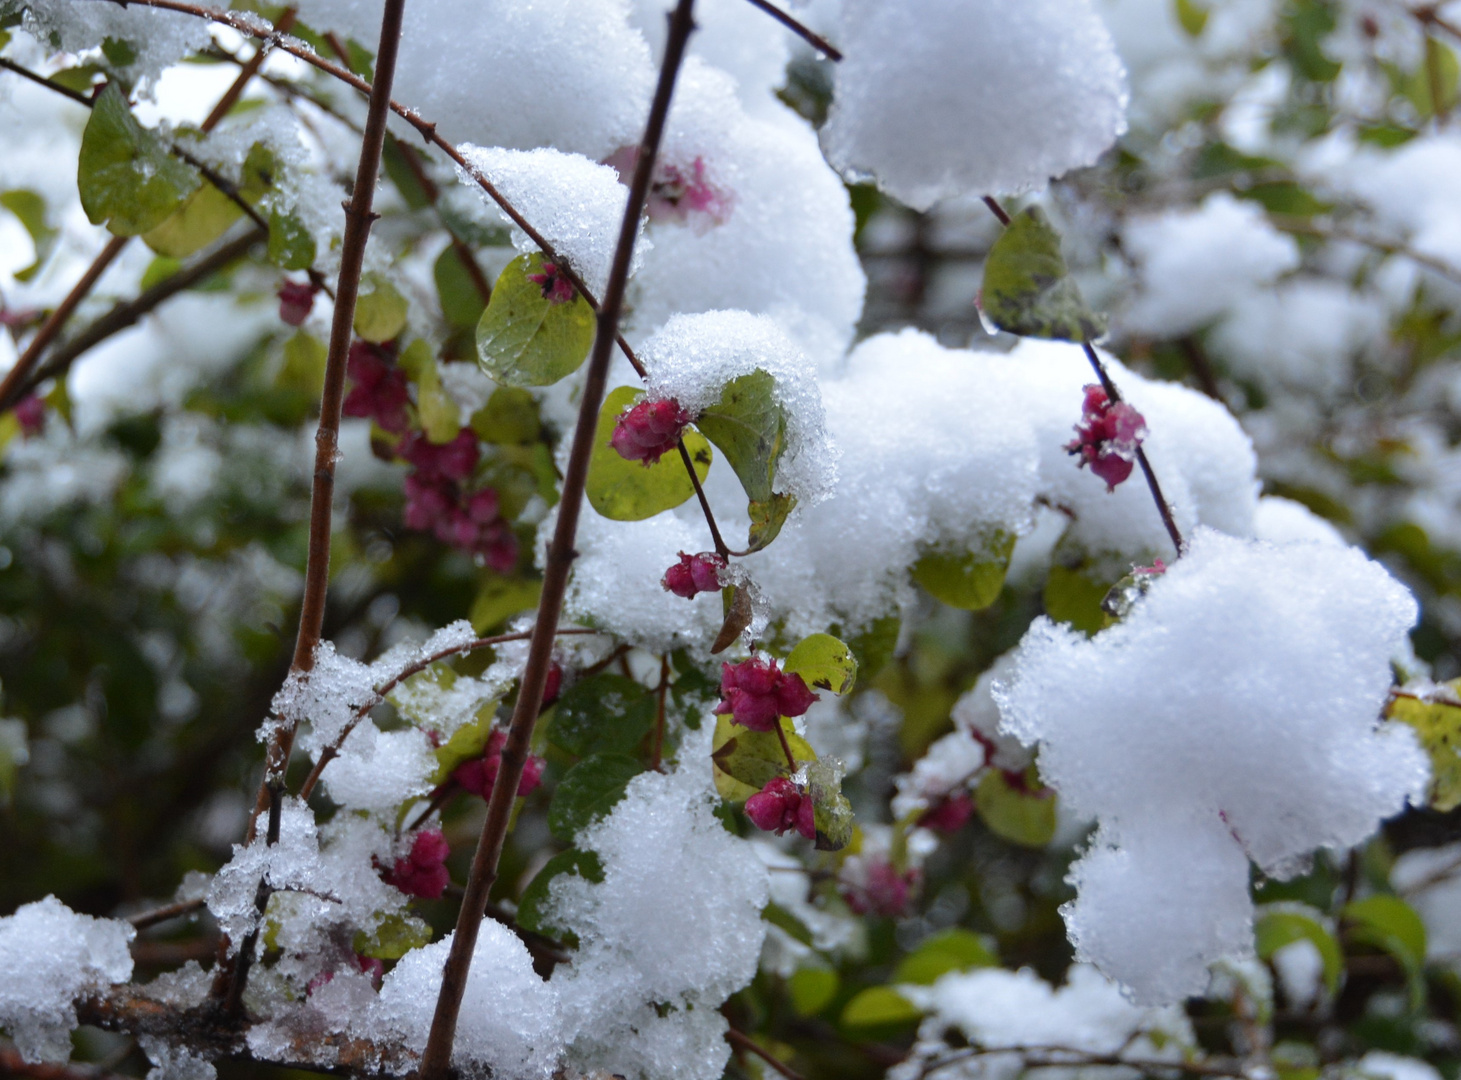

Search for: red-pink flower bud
xmin=662 ymin=551 xmax=726 ymax=598
xmin=744 ymin=776 xmax=817 ymax=840
xmin=1065 ymin=384 xmax=1148 ymax=492
xmin=714 ymin=657 xmax=820 ymax=731
xmin=277 ymin=279 xmax=317 ymax=326
xmin=843 ymin=861 xmax=920 ymax=919
xmin=453 ymin=730 xmax=544 ymax=799
xmin=609 ymin=398 xmax=694 ymax=466
xmin=14 ymin=395 xmax=45 ymax=437
xmin=526 ymin=260 xmax=577 ymax=305
xmin=918 ymin=792 xmax=974 ymax=833
xmin=384 ymin=827 xmax=451 ymax=899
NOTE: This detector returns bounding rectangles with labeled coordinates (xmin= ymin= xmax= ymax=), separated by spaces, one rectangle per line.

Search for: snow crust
xmin=823 ymin=0 xmax=1129 ymax=208
xmin=997 ymin=529 xmax=1429 ymax=1002
xmin=0 ymin=897 xmax=135 ymax=1063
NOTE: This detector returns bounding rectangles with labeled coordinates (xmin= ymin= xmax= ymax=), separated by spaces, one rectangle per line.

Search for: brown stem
xmin=726 ymin=1028 xmax=806 ymax=1080
xmin=126 ymin=896 xmax=206 ymax=931
xmin=0 ymin=56 xmax=95 ymax=106
xmin=1178 ymin=336 xmax=1224 ymax=403
xmin=201 ymin=8 xmax=297 ymax=130
xmin=389 ymin=136 xmax=495 ymax=304
xmin=774 ymin=719 xmax=798 ymax=771
xmin=738 ymin=0 xmax=842 ymax=60
xmin=678 ymin=439 xmax=730 ymax=557
xmin=297 ymin=626 xmax=600 ymax=801
xmin=981 ymin=194 xmax=1013 ymax=226
xmin=651 ymin=654 xmax=670 ymax=771
xmin=18 ymin=228 xmax=264 ymax=401
xmin=417 ymin=5 xmax=698 ymax=1076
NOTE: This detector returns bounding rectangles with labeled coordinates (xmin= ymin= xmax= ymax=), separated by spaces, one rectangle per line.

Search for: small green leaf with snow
xmin=79 ymin=85 xmax=201 ymax=236
xmin=477 ymin=252 xmax=594 ymax=387
xmin=694 ymin=370 xmax=793 ymax=549
xmin=975 ymin=766 xmax=1056 ymax=847
xmin=805 ymin=758 xmax=854 ymax=852
xmin=354 ymin=912 xmax=433 ymax=959
xmin=1387 ymin=684 xmax=1461 ymax=811
xmin=748 ymin=492 xmax=796 ymax=553
xmin=548 ymin=753 xmax=644 ymax=843
xmin=354 ymin=276 xmax=409 ymax=344
xmin=711 ymin=714 xmax=817 ymax=802
xmin=549 ymin=673 xmax=656 ymax=758
xmin=981 ymin=207 xmax=1106 ymax=342
xmin=517 ymin=848 xmax=602 ymax=942
xmin=587 ymin=386 xmax=711 ymax=521
xmin=267 ymin=208 xmax=315 ymax=271
xmin=912 ymin=531 xmax=1015 ymax=611
xmin=784 ymin=633 xmax=857 ymax=695
xmin=1255 ymin=904 xmax=1343 ymax=996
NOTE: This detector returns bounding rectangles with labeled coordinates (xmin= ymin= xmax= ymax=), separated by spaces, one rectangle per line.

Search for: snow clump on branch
xmin=996 ymin=528 xmax=1430 ymax=1003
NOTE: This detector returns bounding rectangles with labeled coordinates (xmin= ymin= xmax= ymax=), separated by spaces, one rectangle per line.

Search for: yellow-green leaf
xmin=471 ymin=386 xmax=541 ymax=446
xmin=784 ymin=633 xmax=857 ymax=695
xmin=354 ymin=276 xmax=409 ymax=344
xmin=435 ymin=242 xmax=488 ymax=328
xmin=476 ymin=252 xmax=594 ymax=387
xmin=78 ymin=85 xmax=201 ymax=236
xmin=1255 ymin=904 xmax=1343 ymax=996
xmin=142 ymin=182 xmax=243 ymax=257
xmin=788 ymin=967 xmax=839 ymax=1017
xmin=403 ymin=340 xmax=460 ymax=443
xmin=975 ymin=766 xmax=1056 ymax=847
xmin=0 ymin=190 xmax=56 ymax=282
xmin=912 ymin=532 xmax=1015 ymax=611
xmin=748 ymin=492 xmax=796 ymax=553
xmin=587 ymin=386 xmax=710 ymax=521
xmin=277 ymin=331 xmax=327 ymax=397
xmin=711 ymin=714 xmax=817 ymax=802
xmin=893 ymin=928 xmax=999 ymax=985
xmin=981 ymin=207 xmax=1106 ymax=342
xmin=840 ymin=986 xmax=922 ymax=1032
xmin=1174 ymin=0 xmax=1209 ymax=36
xmin=354 ymin=911 xmax=433 ymax=959
xmin=267 ymin=207 xmax=316 ymax=271
xmin=1387 ymin=685 xmax=1461 ymax=811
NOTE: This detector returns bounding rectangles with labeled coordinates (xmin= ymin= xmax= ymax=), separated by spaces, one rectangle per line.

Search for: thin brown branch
xmin=201 ymin=7 xmax=296 ymax=129
xmin=417 ymin=4 xmax=699 ymax=1076
xmin=0 ymin=56 xmax=95 ymax=106
xmin=1177 ymin=336 xmax=1224 ymax=403
xmin=127 ymin=896 xmax=207 ymax=930
xmin=981 ymin=194 xmax=1013 ymax=226
xmin=738 ymin=0 xmax=842 ymax=60
xmin=297 ymin=626 xmax=602 ymax=801
xmin=726 ymin=1028 xmax=806 ymax=1080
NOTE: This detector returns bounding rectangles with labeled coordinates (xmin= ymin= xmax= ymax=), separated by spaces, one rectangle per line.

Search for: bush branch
xmin=738 ymin=0 xmax=842 ymax=60
xmin=416 ymin=4 xmax=698 ymax=1076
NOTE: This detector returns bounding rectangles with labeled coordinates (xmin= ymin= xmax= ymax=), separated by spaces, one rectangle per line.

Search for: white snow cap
xmin=997 ymin=528 xmax=1429 ymax=1003
xmin=546 ymin=726 xmax=769 ymax=1080
xmin=823 ymin=0 xmax=1129 ymax=209
xmin=454 ymin=147 xmax=642 ymax=298
xmin=0 ymin=897 xmax=135 ymax=1063
xmin=295 ymin=0 xmax=653 ymax=160
xmin=1122 ymin=193 xmax=1301 ymax=337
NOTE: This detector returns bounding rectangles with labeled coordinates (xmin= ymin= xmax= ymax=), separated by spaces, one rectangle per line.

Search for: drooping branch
xmin=416 ymin=4 xmax=699 ymax=1077
xmin=737 ymin=0 xmax=842 ymax=60
xmin=981 ymin=195 xmax=1185 ymax=555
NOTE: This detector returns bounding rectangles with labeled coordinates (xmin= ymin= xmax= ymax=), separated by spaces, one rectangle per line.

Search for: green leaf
xmin=354 ymin=276 xmax=409 ymax=344
xmin=0 ymin=190 xmax=56 ymax=282
xmin=840 ymin=986 xmax=922 ymax=1033
xmin=1387 ymin=686 xmax=1461 ymax=811
xmin=587 ymin=386 xmax=711 ymax=521
xmin=354 ymin=911 xmax=433 ymax=959
xmin=471 ymin=386 xmax=541 ymax=446
xmin=912 ymin=532 xmax=1015 ymax=611
xmin=267 ymin=208 xmax=316 ymax=271
xmin=403 ymin=340 xmax=460 ymax=443
xmin=139 ymin=255 xmax=183 ymax=291
xmin=382 ymin=136 xmax=433 ymax=210
xmin=763 ymin=902 xmax=815 ymax=946
xmin=975 ymin=766 xmax=1056 ymax=847
xmin=78 ymin=85 xmax=201 ymax=236
xmin=548 ymin=674 xmax=656 ymax=758
xmin=783 ymin=633 xmax=857 ymax=696
xmin=1044 ymin=564 xmax=1116 ymax=636
xmin=476 ymin=252 xmax=594 ymax=387
xmin=841 ymin=615 xmax=900 ymax=683
xmin=894 ymin=928 xmax=999 ymax=985
xmin=435 ymin=242 xmax=488 ymax=328
xmin=548 ymin=753 xmax=644 ymax=843
xmin=805 ymin=758 xmax=854 ymax=852
xmin=469 ymin=573 xmax=541 ymax=633
xmin=1343 ymin=896 xmax=1427 ymax=979
xmin=748 ymin=492 xmax=796 ymax=553
xmin=1174 ymin=0 xmax=1209 ymax=36
xmin=980 ymin=206 xmax=1106 ymax=342
xmin=1255 ymin=905 xmax=1343 ymax=996
xmin=0 ymin=719 xmax=27 ymax=808
xmin=277 ymin=331 xmax=327 ymax=397
xmin=142 ymin=182 xmax=243 ymax=258
xmin=711 ymin=714 xmax=817 ymax=802
xmin=694 ymin=369 xmax=786 ymax=505
xmin=517 ymin=848 xmax=602 ymax=941
xmin=788 ymin=967 xmax=839 ymax=1017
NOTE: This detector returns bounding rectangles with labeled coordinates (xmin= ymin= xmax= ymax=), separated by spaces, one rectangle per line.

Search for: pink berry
xmin=526 ymin=260 xmax=576 ymax=305
xmin=609 ymin=398 xmax=694 ymax=466
xmin=918 ymin=792 xmax=974 ymax=833
xmin=344 ymin=341 xmax=410 ymax=433
xmin=714 ymin=657 xmax=819 ymax=732
xmin=843 ymin=861 xmax=920 ymax=919
xmin=277 ymin=279 xmax=317 ymax=326
xmin=453 ymin=730 xmax=544 ymax=800
xmin=384 ymin=827 xmax=451 ymax=899
xmin=13 ymin=395 xmax=45 ymax=437
xmin=1065 ymin=384 xmax=1148 ymax=492
xmin=662 ymin=552 xmax=726 ymax=598
xmin=744 ymin=776 xmax=817 ymax=840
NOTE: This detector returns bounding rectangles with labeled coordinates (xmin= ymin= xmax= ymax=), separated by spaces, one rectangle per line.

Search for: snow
xmin=1121 ymin=193 xmax=1301 ymax=337
xmin=823 ymin=0 xmax=1129 ymax=209
xmin=1392 ymin=842 xmax=1461 ymax=961
xmin=11 ymin=0 xmax=210 ymax=94
xmin=629 ymin=0 xmax=790 ymax=110
xmin=0 ymin=896 xmax=134 ymax=1063
xmin=546 ymin=725 xmax=768 ymax=1080
xmin=376 ymin=921 xmax=563 ymax=1080
xmin=640 ymin=310 xmax=837 ymax=505
xmin=1252 ymin=496 xmax=1347 ymax=547
xmin=454 ymin=146 xmax=641 ymax=298
xmin=1272 ymin=938 xmax=1325 ymax=1011
xmin=996 ymin=528 xmax=1429 ymax=1003
xmin=295 ymin=0 xmax=654 ymax=161
xmin=1358 ymin=1053 xmax=1445 ymax=1080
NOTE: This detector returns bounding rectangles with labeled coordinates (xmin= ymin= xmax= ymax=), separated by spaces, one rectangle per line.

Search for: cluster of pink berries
xmin=344 ymin=341 xmax=411 ymax=434
xmin=381 ymin=827 xmax=450 ymax=900
xmin=604 ymin=148 xmax=734 ymax=229
xmin=745 ymin=776 xmax=816 ymax=840
xmin=277 ymin=279 xmax=319 ymax=327
xmin=662 ymin=551 xmax=725 ymax=598
xmin=610 ymin=398 xmax=694 ymax=465
xmin=399 ymin=430 xmax=518 ymax=572
xmin=1066 ymin=384 xmax=1148 ymax=491
xmin=841 ymin=860 xmax=921 ymax=919
xmin=452 ymin=729 xmax=547 ymax=801
xmin=715 ymin=656 xmax=817 ymax=733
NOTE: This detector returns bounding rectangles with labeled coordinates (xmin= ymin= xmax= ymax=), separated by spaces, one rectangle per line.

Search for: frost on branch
xmin=0 ymin=897 xmax=134 ymax=1063
xmin=823 ymin=0 xmax=1129 ymax=209
xmin=996 ymin=529 xmax=1430 ymax=1003
xmin=6 ymin=0 xmax=209 ymax=94
xmin=454 ymin=146 xmax=642 ymax=297
xmin=545 ymin=727 xmax=769 ymax=1080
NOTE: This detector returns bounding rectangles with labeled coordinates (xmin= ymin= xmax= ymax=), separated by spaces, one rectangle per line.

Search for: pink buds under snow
xmin=662 ymin=552 xmax=726 ymax=599
xmin=744 ymin=776 xmax=816 ymax=840
xmin=1065 ymin=384 xmax=1148 ymax=491
xmin=277 ymin=279 xmax=318 ymax=326
xmin=453 ymin=730 xmax=546 ymax=801
xmin=343 ymin=341 xmax=411 ymax=434
xmin=841 ymin=859 xmax=921 ymax=919
xmin=383 ymin=828 xmax=451 ymax=900
xmin=714 ymin=656 xmax=818 ymax=732
xmin=610 ymin=398 xmax=695 ymax=466
xmin=526 ymin=260 xmax=576 ymax=305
